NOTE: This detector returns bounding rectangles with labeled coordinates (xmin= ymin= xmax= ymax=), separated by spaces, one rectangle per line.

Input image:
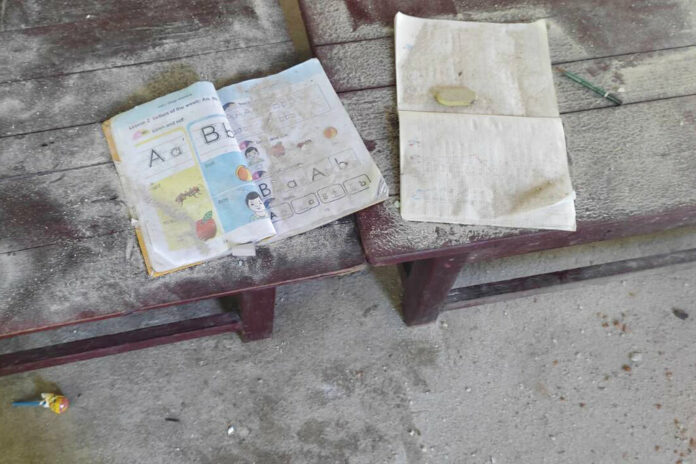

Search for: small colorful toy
xmin=12 ymin=393 xmax=69 ymax=414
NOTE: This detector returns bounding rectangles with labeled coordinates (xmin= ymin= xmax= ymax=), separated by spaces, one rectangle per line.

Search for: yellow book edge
xmin=101 ymin=118 xmax=204 ymax=278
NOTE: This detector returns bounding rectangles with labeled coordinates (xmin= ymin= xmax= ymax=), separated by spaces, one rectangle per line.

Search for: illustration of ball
xmin=323 ymin=126 xmax=338 ymax=139
xmin=236 ymin=165 xmax=252 ymax=181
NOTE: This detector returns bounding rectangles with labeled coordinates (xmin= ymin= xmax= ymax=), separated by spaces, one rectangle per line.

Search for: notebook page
xmin=395 ymin=13 xmax=576 ymax=231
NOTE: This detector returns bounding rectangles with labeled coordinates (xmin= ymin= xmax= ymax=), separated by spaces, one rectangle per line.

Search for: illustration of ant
xmin=176 ymin=185 xmax=202 ymax=205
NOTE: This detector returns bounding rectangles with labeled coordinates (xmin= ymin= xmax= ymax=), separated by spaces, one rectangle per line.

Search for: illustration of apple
xmin=270 ymin=141 xmax=286 ymax=157
xmin=196 ymin=211 xmax=216 ymax=240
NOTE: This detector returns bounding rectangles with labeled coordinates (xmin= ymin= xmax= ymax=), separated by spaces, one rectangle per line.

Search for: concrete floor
xmin=1 ymin=263 xmax=696 ymax=464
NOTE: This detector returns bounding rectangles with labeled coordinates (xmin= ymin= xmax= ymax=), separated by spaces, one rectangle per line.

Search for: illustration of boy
xmin=246 ymin=192 xmax=268 ymax=220
xmin=244 ymin=146 xmax=262 ymax=164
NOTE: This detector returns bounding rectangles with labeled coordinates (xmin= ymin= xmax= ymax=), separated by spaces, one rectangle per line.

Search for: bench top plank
xmin=0 ymin=218 xmax=364 ymax=338
xmin=0 ymin=42 xmax=298 ymax=137
xmin=300 ymin=0 xmax=696 ymax=62
xmin=298 ymin=0 xmax=696 ymax=265
xmin=0 ymin=0 xmax=288 ymax=83
xmin=0 ymin=124 xmax=110 ymax=179
xmin=0 ymin=1 xmax=366 ymax=337
xmin=2 ymin=0 xmax=256 ymax=30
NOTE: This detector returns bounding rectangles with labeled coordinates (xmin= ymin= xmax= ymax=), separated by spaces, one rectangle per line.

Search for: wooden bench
xmin=0 ymin=0 xmax=365 ymax=376
xmin=298 ymin=0 xmax=696 ymax=324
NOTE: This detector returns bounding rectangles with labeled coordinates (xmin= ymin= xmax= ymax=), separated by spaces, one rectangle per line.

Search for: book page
xmin=217 ymin=59 xmax=388 ymax=241
xmin=106 ymin=82 xmax=275 ymax=275
xmin=395 ymin=13 xmax=576 ymax=231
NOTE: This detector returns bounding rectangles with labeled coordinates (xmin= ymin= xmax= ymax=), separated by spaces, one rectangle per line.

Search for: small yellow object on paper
xmin=432 ymin=86 xmax=476 ymax=107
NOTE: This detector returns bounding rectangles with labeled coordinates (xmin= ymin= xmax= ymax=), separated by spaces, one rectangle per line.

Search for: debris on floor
xmin=672 ymin=308 xmax=689 ymax=320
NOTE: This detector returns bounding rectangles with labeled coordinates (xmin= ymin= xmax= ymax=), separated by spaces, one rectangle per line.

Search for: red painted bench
xmin=0 ymin=0 xmax=365 ymax=375
xmin=299 ymin=0 xmax=696 ymax=324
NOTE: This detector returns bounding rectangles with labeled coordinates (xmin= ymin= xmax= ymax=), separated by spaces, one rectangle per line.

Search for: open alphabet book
xmin=395 ymin=13 xmax=576 ymax=231
xmin=103 ymin=59 xmax=388 ymax=276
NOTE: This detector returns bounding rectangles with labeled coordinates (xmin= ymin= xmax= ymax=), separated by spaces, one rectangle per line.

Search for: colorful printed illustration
xmin=175 ymin=185 xmax=202 ymax=205
xmin=244 ymin=146 xmax=262 ymax=164
xmin=196 ymin=211 xmax=217 ymax=240
xmin=236 ymin=165 xmax=253 ymax=181
xmin=297 ymin=139 xmax=313 ymax=149
xmin=133 ymin=129 xmax=150 ymax=140
xmin=238 ymin=140 xmax=254 ymax=150
xmin=252 ymin=170 xmax=266 ymax=180
xmin=150 ymin=166 xmax=217 ymax=251
xmin=246 ymin=192 xmax=268 ymax=220
xmin=270 ymin=141 xmax=286 ymax=157
xmin=323 ymin=126 xmax=338 ymax=138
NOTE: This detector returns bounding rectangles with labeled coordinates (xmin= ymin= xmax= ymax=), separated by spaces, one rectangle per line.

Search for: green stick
xmin=556 ymin=67 xmax=623 ymax=106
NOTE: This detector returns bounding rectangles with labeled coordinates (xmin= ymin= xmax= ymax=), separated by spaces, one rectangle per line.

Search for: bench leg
xmin=400 ymin=256 xmax=464 ymax=326
xmin=238 ymin=287 xmax=276 ymax=342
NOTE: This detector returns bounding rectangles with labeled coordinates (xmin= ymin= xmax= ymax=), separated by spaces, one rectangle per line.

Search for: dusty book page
xmin=217 ymin=59 xmax=388 ymax=241
xmin=105 ymin=82 xmax=274 ymax=275
xmin=395 ymin=12 xmax=576 ymax=231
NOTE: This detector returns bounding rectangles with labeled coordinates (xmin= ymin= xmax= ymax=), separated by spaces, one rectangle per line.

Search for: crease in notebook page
xmin=395 ymin=12 xmax=576 ymax=231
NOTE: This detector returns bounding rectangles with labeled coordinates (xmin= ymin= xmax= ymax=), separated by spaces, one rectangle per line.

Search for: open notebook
xmin=395 ymin=12 xmax=576 ymax=231
xmin=103 ymin=59 xmax=388 ymax=276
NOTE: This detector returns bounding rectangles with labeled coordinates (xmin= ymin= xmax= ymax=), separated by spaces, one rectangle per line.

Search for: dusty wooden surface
xmin=0 ymin=0 xmax=365 ymax=337
xmin=320 ymin=45 xmax=696 ymax=110
xmin=299 ymin=0 xmax=696 ymax=265
xmin=0 ymin=0 xmax=289 ymax=82
xmin=0 ymin=218 xmax=364 ymax=338
xmin=300 ymin=0 xmax=696 ymax=57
